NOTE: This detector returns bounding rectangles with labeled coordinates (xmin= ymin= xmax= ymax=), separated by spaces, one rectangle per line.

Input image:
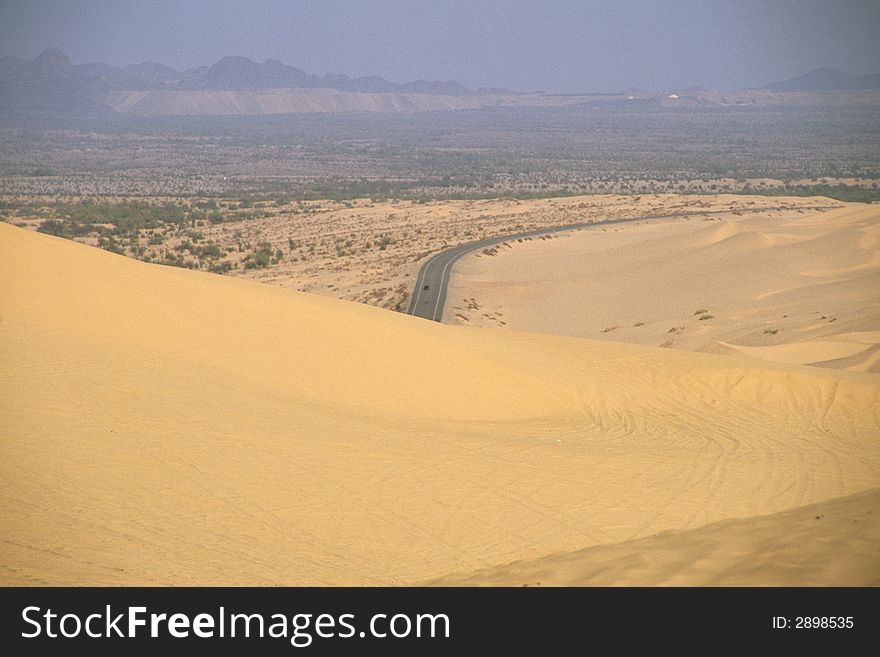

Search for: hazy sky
xmin=1 ymin=0 xmax=878 ymax=92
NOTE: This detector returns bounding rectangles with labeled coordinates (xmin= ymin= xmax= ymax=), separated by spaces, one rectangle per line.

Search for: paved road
xmin=405 ymin=204 xmax=841 ymax=322
xmin=406 ymin=215 xmax=655 ymax=321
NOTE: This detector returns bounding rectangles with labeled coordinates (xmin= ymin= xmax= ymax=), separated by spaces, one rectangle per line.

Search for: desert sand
xmin=432 ymin=488 xmax=880 ymax=586
xmin=1 ymin=222 xmax=879 ymax=585
xmin=446 ymin=202 xmax=880 ymax=372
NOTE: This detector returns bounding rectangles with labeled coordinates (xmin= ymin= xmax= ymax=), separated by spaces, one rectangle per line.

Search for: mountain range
xmin=0 ymin=49 xmax=472 ymax=95
xmin=1 ymin=50 xmax=878 ymax=117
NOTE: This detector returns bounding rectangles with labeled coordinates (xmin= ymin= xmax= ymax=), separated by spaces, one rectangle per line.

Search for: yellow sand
xmin=1 ymin=222 xmax=879 ymax=585
xmin=445 ymin=203 xmax=880 ymax=372
xmin=431 ymin=488 xmax=880 ymax=586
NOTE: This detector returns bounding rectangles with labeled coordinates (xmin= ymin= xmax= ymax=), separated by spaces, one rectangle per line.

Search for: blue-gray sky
xmin=1 ymin=0 xmax=878 ymax=92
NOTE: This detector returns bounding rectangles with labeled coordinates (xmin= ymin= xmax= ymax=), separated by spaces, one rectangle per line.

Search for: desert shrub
xmin=376 ymin=233 xmax=394 ymax=250
xmin=243 ymin=241 xmax=273 ymax=269
xmin=36 ymin=219 xmax=67 ymax=237
xmin=198 ymin=243 xmax=222 ymax=259
xmin=49 ymin=202 xmax=189 ymax=238
xmin=97 ymin=236 xmax=124 ymax=255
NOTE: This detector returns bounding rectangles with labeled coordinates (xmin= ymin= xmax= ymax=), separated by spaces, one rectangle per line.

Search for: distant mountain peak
xmin=765 ymin=67 xmax=880 ymax=92
xmin=16 ymin=48 xmax=75 ymax=80
xmin=34 ymin=48 xmax=71 ymax=66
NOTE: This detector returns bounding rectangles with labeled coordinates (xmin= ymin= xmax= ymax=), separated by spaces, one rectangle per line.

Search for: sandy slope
xmin=1 ymin=222 xmax=879 ymax=585
xmin=445 ymin=203 xmax=880 ymax=372
xmin=431 ymin=488 xmax=880 ymax=586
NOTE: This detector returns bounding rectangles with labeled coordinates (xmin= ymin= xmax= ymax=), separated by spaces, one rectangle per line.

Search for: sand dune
xmin=1 ymin=222 xmax=879 ymax=585
xmin=445 ymin=202 xmax=880 ymax=372
xmin=431 ymin=488 xmax=880 ymax=586
xmin=717 ymin=333 xmax=880 ymax=368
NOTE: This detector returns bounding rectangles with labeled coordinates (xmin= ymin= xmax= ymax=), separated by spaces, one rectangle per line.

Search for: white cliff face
xmin=105 ymin=88 xmax=489 ymax=115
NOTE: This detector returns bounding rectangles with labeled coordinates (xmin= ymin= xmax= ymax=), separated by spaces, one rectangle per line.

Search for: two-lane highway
xmin=406 ymin=215 xmax=654 ymax=321
xmin=404 ymin=203 xmax=828 ymax=321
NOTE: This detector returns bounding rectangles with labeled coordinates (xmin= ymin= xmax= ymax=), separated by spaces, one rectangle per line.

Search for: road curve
xmin=405 ymin=203 xmax=842 ymax=321
xmin=406 ymin=215 xmax=653 ymax=321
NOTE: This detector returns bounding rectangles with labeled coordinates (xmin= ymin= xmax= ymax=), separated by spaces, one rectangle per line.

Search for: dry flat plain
xmin=446 ymin=202 xmax=880 ymax=373
xmin=1 ymin=218 xmax=879 ymax=585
